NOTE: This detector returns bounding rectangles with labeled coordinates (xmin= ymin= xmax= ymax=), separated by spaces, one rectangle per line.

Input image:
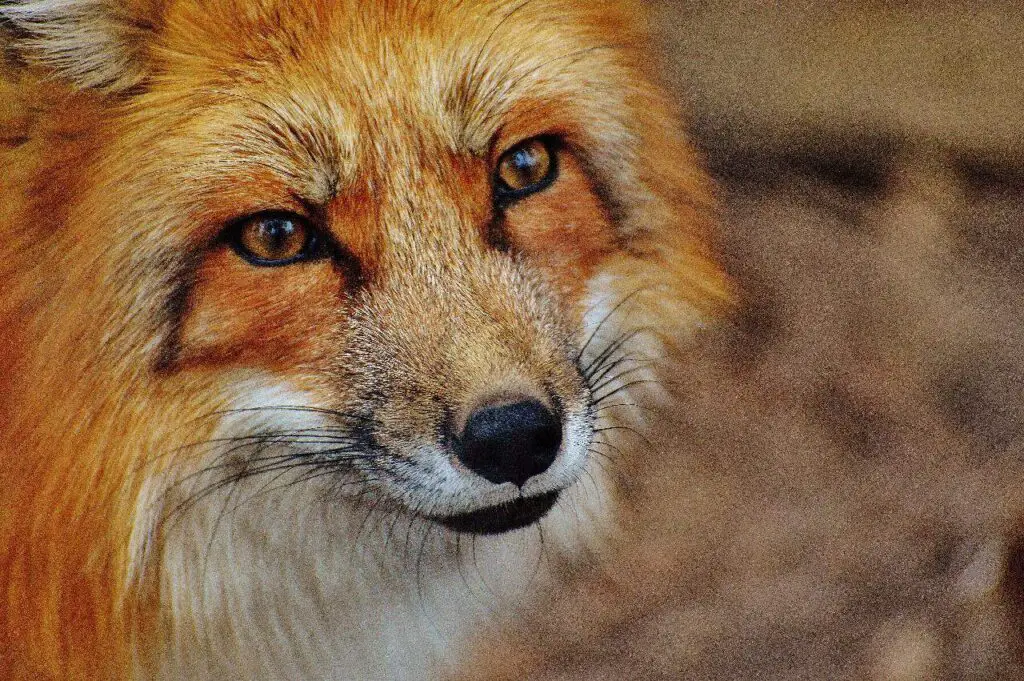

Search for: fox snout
xmin=334 ymin=254 xmax=593 ymax=530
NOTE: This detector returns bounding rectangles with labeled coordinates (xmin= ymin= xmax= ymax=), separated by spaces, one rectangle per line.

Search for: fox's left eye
xmin=227 ymin=213 xmax=324 ymax=266
xmin=495 ymin=138 xmax=558 ymax=201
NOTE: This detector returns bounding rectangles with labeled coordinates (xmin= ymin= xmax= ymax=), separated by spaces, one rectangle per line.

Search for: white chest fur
xmin=147 ymin=468 xmax=612 ymax=681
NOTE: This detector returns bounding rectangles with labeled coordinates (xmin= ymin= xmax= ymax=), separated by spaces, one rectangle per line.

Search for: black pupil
xmin=513 ymin=148 xmax=538 ymax=176
xmin=261 ymin=219 xmax=297 ymax=253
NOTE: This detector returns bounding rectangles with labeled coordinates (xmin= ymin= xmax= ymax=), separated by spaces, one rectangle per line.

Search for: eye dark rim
xmin=223 ymin=211 xmax=328 ymax=268
xmin=493 ymin=136 xmax=560 ymax=207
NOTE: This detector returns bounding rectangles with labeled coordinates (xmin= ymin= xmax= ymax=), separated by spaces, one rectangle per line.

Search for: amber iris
xmin=496 ymin=139 xmax=554 ymax=194
xmin=234 ymin=214 xmax=313 ymax=265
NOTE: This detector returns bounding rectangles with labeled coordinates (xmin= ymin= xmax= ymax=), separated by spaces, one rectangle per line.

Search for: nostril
xmin=457 ymin=398 xmax=562 ymax=487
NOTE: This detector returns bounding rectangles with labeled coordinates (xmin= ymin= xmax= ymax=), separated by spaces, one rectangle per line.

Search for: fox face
xmin=0 ymin=0 xmax=729 ymax=678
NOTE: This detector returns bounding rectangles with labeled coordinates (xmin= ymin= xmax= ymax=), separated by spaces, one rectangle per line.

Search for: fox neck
xmin=142 ymin=461 xmax=614 ymax=681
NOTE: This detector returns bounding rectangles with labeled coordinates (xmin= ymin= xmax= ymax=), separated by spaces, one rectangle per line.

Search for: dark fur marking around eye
xmin=0 ymin=134 xmax=30 ymax=148
xmin=117 ymin=80 xmax=154 ymax=98
xmin=327 ymin=241 xmax=366 ymax=291
xmin=483 ymin=212 xmax=513 ymax=253
xmin=154 ymin=253 xmax=202 ymax=374
xmin=571 ymin=147 xmax=628 ymax=235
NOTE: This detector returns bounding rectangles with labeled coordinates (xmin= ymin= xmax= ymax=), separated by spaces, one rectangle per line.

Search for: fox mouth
xmin=427 ymin=490 xmax=560 ymax=535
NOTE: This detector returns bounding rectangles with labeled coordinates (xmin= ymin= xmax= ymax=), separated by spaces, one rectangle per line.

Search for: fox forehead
xmin=146 ymin=0 xmax=640 ymax=200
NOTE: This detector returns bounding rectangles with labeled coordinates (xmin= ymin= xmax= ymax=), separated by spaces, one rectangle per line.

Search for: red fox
xmin=0 ymin=1 xmax=729 ymax=678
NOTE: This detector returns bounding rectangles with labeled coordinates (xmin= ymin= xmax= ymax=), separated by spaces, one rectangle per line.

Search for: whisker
xmin=589 ymin=363 xmax=658 ymax=400
xmin=583 ymin=350 xmax=651 ymax=387
xmin=592 ymin=401 xmax=645 ymax=414
xmin=414 ymin=512 xmax=436 ymax=613
xmin=581 ymin=326 xmax=655 ymax=382
xmin=576 ymin=287 xmax=651 ymax=363
xmin=164 ymin=442 xmax=369 ymax=499
xmin=591 ymin=378 xmax=665 ymax=406
xmin=593 ymin=424 xmax=654 ymax=448
xmin=181 ymin=403 xmax=373 ymax=428
xmin=160 ymin=443 xmax=380 ymax=527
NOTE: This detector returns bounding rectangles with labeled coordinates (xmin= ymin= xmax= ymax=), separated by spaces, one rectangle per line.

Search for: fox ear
xmin=0 ymin=0 xmax=164 ymax=92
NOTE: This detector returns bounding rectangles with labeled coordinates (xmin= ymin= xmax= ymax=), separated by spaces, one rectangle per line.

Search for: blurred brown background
xmin=459 ymin=3 xmax=1024 ymax=679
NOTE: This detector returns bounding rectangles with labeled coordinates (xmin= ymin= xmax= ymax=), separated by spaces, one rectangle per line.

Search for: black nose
xmin=457 ymin=399 xmax=562 ymax=487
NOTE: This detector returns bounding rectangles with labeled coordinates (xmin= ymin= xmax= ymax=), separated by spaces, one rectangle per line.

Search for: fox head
xmin=0 ymin=0 xmax=729 ymax=678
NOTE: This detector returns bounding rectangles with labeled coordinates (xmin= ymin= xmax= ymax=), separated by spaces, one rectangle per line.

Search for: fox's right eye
xmin=226 ymin=213 xmax=325 ymax=266
xmin=494 ymin=137 xmax=558 ymax=204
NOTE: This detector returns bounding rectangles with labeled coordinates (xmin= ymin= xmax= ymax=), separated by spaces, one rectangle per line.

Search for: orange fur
xmin=0 ymin=1 xmax=730 ymax=679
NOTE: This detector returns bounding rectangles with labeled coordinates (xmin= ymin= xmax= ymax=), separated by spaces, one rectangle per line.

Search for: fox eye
xmin=228 ymin=213 xmax=324 ymax=266
xmin=495 ymin=138 xmax=557 ymax=201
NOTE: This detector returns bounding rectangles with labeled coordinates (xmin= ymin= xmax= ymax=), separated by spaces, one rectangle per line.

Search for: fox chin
xmin=0 ymin=1 xmax=729 ymax=679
